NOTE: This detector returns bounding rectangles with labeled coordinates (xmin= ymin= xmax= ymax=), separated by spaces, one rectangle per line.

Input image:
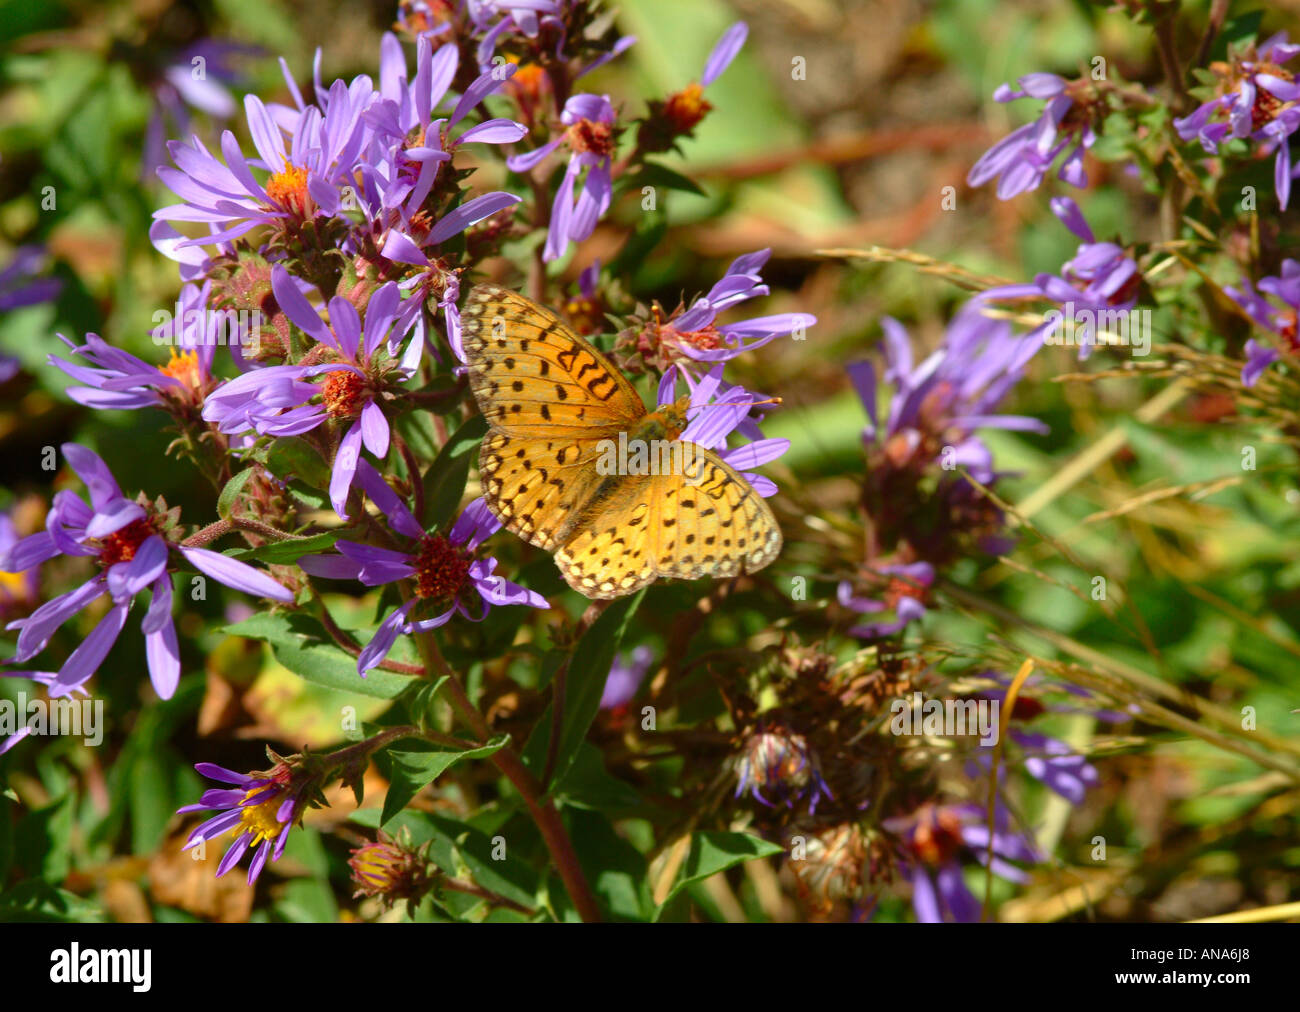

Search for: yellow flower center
xmin=265 ymin=164 xmax=312 ymax=216
xmin=160 ymin=348 xmax=201 ymax=388
xmin=236 ymin=788 xmax=287 ymax=846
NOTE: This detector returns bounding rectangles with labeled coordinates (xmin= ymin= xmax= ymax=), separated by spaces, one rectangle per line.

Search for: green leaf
xmin=261 ymin=436 xmax=332 ymax=489
xmin=216 ymin=467 xmax=255 ymax=521
xmin=381 ymin=735 xmax=509 ymax=825
xmin=553 ymin=742 xmax=642 ymax=812
xmin=654 ymin=831 xmax=784 ymax=916
xmin=630 ymin=160 xmax=706 ymax=197
xmin=523 ymin=590 xmax=644 ymax=785
xmin=223 ymin=612 xmax=417 ymax=699
xmin=225 ymin=531 xmax=342 ymax=565
xmin=422 ymin=413 xmax=488 ymax=530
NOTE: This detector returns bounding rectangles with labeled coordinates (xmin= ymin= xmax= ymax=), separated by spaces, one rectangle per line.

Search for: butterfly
xmin=459 ymin=283 xmax=782 ymax=599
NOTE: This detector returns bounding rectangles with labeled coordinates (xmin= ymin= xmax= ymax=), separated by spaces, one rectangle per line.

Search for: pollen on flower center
xmin=663 ymin=82 xmax=713 ymax=134
xmin=265 ymin=164 xmax=312 ymax=215
xmin=567 ymin=118 xmax=616 ymax=159
xmin=321 ymin=369 xmax=365 ymax=418
xmin=236 ymin=788 xmax=288 ymax=845
xmin=98 ymin=517 xmax=157 ymax=568
xmin=412 ymin=534 xmax=471 ymax=601
xmin=160 ymin=348 xmax=201 ymax=388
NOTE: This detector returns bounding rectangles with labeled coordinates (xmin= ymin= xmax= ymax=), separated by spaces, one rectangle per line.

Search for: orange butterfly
xmin=460 ymin=283 xmax=782 ymax=599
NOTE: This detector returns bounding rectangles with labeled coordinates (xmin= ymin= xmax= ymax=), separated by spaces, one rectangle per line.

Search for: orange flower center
xmin=567 ymin=118 xmax=615 ymax=159
xmin=266 ymin=164 xmax=312 ymax=216
xmin=321 ymin=369 xmax=365 ymax=418
xmin=909 ymin=807 xmax=965 ymax=867
xmin=160 ymin=348 xmax=201 ymax=388
xmin=663 ymin=82 xmax=713 ymax=134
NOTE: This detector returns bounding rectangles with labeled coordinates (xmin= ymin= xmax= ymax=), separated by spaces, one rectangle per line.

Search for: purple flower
xmin=1 ymin=445 xmax=292 ymax=700
xmin=967 ymin=73 xmax=1097 ymax=199
xmin=0 ymin=512 xmax=40 ymax=618
xmin=202 ymin=268 xmax=416 ymax=517
xmin=884 ymin=802 xmax=1041 ymax=923
xmin=837 ymin=561 xmax=933 ymax=639
xmin=1225 ymin=258 xmax=1300 ymax=386
xmin=154 ymin=79 xmax=372 ymax=246
xmin=599 ymin=644 xmax=654 ymax=710
xmin=298 ymin=461 xmax=548 ymax=675
xmin=50 ymin=283 xmax=221 ymax=410
xmin=178 ymin=761 xmax=305 ymax=885
xmin=659 ymin=363 xmax=790 ymax=497
xmin=508 ymin=93 xmax=617 ymax=262
xmin=0 ymin=245 xmax=62 ymax=312
xmin=1174 ymin=32 xmax=1300 ymax=209
xmin=639 ymin=22 xmax=746 ymax=148
xmin=144 ymin=41 xmax=251 ymax=176
xmin=654 ymin=249 xmax=816 ymax=367
xmin=848 ymin=305 xmax=1047 ymax=485
xmin=983 ymin=196 xmax=1141 ymax=359
xmin=361 ymin=33 xmax=527 ymax=221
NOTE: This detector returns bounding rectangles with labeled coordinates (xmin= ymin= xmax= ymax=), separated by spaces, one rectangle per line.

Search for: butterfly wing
xmin=461 ymin=282 xmax=645 ymax=436
xmin=478 ymin=430 xmax=611 ymax=551
xmin=554 ymin=442 xmax=782 ymax=599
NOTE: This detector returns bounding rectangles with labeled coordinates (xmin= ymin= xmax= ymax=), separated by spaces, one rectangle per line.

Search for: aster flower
xmin=1174 ymin=32 xmax=1300 ymax=209
xmin=659 ymin=363 xmax=790 ymax=497
xmin=884 ymin=802 xmax=1040 ymax=923
xmin=848 ymin=306 xmax=1048 ymax=486
xmin=638 ymin=21 xmax=747 ymax=152
xmin=982 ymin=196 xmax=1141 ymax=359
xmin=298 ymin=461 xmax=548 ymax=675
xmin=360 ymin=33 xmax=527 ymax=221
xmin=837 ymin=561 xmax=934 ymax=639
xmin=1225 ymin=258 xmax=1300 ymax=386
xmin=0 ymin=445 xmax=292 ymax=700
xmin=734 ymin=724 xmax=833 ymax=814
xmin=508 ymin=92 xmax=618 ymax=262
xmin=967 ymin=73 xmax=1101 ymax=199
xmin=178 ymin=759 xmax=309 ymax=885
xmin=0 ymin=245 xmax=62 ymax=312
xmin=49 ymin=282 xmax=223 ymax=411
xmin=647 ymin=249 xmax=817 ymax=368
xmin=599 ymin=644 xmax=654 ymax=710
xmin=202 ymin=268 xmax=416 ymax=517
xmin=154 ymin=80 xmax=372 ymax=247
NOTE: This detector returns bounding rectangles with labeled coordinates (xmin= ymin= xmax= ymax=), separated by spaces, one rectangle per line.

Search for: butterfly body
xmin=460 ymin=283 xmax=781 ymax=599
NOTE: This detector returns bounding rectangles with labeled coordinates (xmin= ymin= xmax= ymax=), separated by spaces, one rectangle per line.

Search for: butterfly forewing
xmin=461 ymin=283 xmax=643 ymax=436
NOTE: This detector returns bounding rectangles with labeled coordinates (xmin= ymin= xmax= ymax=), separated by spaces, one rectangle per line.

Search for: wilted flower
xmin=507 ymin=93 xmax=618 ymax=262
xmin=349 ymin=831 xmax=434 ymax=907
xmin=637 ymin=22 xmax=747 ymax=152
xmin=734 ymin=724 xmax=833 ymax=814
xmin=837 ymin=561 xmax=934 ymax=639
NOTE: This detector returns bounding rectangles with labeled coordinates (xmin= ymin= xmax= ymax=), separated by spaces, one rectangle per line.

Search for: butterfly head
xmin=656 ymin=394 xmax=693 ymax=440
